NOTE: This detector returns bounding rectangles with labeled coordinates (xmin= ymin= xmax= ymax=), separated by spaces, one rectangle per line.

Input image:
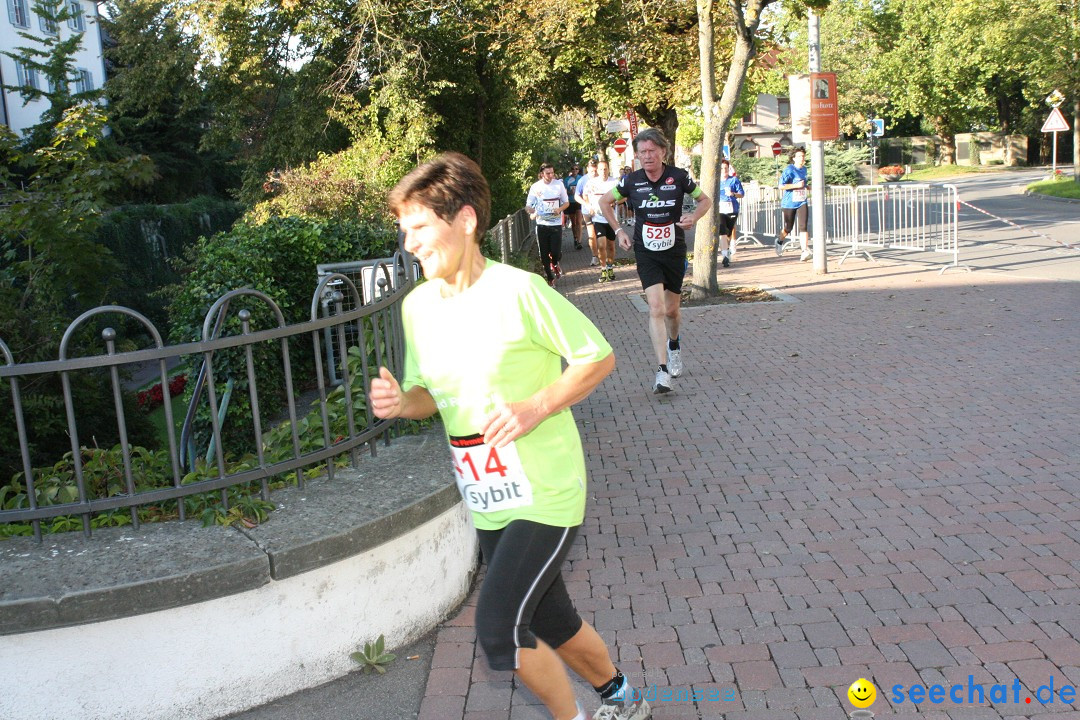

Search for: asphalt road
xmin=933 ymin=168 xmax=1080 ymax=281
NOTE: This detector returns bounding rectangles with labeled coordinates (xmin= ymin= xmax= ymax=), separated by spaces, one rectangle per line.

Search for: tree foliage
xmin=101 ymin=0 xmax=239 ymax=202
xmin=1 ymin=0 xmax=101 ymax=148
xmin=0 ymin=104 xmax=157 ymax=482
xmin=770 ymin=0 xmax=1078 ymax=169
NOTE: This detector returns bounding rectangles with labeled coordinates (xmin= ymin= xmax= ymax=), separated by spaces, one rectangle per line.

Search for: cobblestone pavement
xmin=419 ymin=230 xmax=1080 ymax=720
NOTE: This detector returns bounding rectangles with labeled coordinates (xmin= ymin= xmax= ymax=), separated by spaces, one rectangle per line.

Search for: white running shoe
xmin=800 ymin=249 xmax=812 ymax=262
xmin=653 ymin=369 xmax=672 ymax=394
xmin=593 ymin=698 xmax=652 ymax=720
xmin=591 ymin=257 xmax=600 ymax=266
xmin=667 ymin=347 xmax=683 ymax=378
xmin=775 ymin=239 xmax=785 ymax=256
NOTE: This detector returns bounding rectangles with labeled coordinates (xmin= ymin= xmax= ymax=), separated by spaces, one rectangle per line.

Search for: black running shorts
xmin=475 ymin=520 xmax=582 ymax=671
xmin=635 ymin=249 xmax=685 ymax=294
xmin=717 ymin=213 xmax=738 ymax=237
xmin=594 ymin=222 xmax=616 ymax=242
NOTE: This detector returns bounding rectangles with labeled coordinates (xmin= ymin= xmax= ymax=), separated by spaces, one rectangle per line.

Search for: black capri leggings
xmin=536 ymin=225 xmax=563 ymax=280
xmin=782 ymin=204 xmax=808 ymax=234
xmin=475 ymin=520 xmax=583 ymax=671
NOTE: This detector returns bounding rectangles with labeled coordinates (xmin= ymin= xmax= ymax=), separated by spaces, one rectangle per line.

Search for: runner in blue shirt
xmin=716 ymin=158 xmax=744 ymax=268
xmin=776 ymin=147 xmax=810 ymax=261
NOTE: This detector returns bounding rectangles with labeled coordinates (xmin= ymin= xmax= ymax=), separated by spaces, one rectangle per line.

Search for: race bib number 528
xmin=448 ymin=433 xmax=533 ymax=513
xmin=642 ymin=222 xmax=675 ymax=251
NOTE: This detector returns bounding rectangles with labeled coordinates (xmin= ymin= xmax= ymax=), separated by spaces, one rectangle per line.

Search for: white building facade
xmin=731 ymin=93 xmax=793 ymax=157
xmin=1 ymin=0 xmax=105 ymax=136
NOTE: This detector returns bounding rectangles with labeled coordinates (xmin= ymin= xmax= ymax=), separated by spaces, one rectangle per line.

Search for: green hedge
xmin=95 ymin=197 xmax=243 ymax=326
xmin=730 ymin=143 xmax=869 ymax=187
xmin=166 ymin=216 xmax=398 ymax=458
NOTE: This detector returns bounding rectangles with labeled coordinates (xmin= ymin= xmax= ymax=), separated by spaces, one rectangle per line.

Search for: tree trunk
xmin=933 ymin=117 xmax=956 ymax=165
xmin=473 ymin=49 xmax=487 ymax=168
xmin=690 ymin=0 xmax=765 ymax=299
xmin=1073 ymin=96 xmax=1079 ymax=181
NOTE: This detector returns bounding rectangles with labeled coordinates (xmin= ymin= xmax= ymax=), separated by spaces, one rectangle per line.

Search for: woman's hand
xmin=369 ymin=366 xmax=404 ymax=420
xmin=481 ymin=400 xmax=546 ymax=448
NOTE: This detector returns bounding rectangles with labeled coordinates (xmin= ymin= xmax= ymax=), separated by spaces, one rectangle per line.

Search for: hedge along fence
xmin=94 ymin=197 xmax=244 ymax=327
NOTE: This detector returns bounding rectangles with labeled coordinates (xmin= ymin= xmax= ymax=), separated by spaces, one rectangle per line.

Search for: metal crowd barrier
xmin=735 ymin=182 xmax=965 ymax=273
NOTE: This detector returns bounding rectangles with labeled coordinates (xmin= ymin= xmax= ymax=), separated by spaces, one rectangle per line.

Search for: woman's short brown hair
xmin=388 ymin=152 xmax=491 ymax=244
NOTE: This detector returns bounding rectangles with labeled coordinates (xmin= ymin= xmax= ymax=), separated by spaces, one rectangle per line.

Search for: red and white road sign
xmin=772 ymin=141 xmax=783 ymax=156
xmin=613 ymin=138 xmax=628 ymax=154
xmin=1041 ymin=107 xmax=1070 ymax=133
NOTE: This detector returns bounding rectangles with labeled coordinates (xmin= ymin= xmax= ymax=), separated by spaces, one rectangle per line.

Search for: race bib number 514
xmin=642 ymin=222 xmax=675 ymax=251
xmin=448 ymin=433 xmax=533 ymax=513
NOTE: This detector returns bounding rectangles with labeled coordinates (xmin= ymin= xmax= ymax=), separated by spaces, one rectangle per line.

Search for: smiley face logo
xmin=847 ymin=678 xmax=877 ymax=708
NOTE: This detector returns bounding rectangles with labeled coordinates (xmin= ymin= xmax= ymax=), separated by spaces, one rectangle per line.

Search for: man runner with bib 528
xmin=371 ymin=153 xmax=651 ymax=720
xmin=598 ymin=128 xmax=710 ymax=394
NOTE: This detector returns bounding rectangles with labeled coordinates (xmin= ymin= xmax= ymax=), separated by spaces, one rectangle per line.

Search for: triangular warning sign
xmin=1041 ymin=107 xmax=1070 ymax=133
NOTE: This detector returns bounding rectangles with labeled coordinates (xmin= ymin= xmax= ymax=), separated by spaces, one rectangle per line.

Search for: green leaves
xmin=350 ymin=634 xmax=397 ymax=674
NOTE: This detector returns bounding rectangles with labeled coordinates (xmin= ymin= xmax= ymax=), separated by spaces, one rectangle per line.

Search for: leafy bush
xmin=248 ymin=142 xmax=399 ymax=225
xmin=0 ymin=104 xmax=159 ymax=485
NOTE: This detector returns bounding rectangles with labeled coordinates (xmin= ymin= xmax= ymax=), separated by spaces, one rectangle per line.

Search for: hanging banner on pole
xmin=809 ymin=72 xmax=839 ymax=141
xmin=626 ymin=108 xmax=639 ymax=139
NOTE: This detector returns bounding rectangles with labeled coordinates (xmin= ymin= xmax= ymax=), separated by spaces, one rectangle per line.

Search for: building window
xmin=14 ymin=60 xmax=39 ymax=91
xmin=72 ymin=67 xmax=93 ymax=93
xmin=7 ymin=0 xmax=30 ymax=27
xmin=39 ymin=4 xmax=59 ymax=34
xmin=741 ymin=111 xmax=755 ymax=125
xmin=777 ymin=98 xmax=791 ymax=120
xmin=66 ymin=0 xmax=83 ymax=30
xmin=740 ymin=140 xmax=757 ymax=158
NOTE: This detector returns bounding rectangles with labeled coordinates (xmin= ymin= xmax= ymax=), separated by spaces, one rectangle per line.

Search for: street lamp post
xmin=808 ymin=9 xmax=827 ymax=274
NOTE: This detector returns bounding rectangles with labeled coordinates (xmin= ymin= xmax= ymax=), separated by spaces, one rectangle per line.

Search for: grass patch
xmin=904 ymin=165 xmax=1001 ymax=181
xmin=1027 ymin=177 xmax=1080 ymax=199
xmin=148 ymin=394 xmax=186 ymax=447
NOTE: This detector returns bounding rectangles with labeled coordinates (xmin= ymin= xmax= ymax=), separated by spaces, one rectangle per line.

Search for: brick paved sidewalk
xmin=419 ymin=229 xmax=1080 ymax=720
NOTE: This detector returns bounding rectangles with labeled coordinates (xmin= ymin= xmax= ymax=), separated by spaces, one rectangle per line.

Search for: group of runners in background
xmin=528 ymin=144 xmax=811 ymax=287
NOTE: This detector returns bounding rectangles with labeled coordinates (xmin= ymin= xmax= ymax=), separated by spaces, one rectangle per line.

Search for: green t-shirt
xmin=401 ymin=259 xmax=612 ymax=530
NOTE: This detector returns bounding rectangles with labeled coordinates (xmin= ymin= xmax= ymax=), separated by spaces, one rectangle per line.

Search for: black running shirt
xmin=611 ymin=164 xmax=703 ymax=253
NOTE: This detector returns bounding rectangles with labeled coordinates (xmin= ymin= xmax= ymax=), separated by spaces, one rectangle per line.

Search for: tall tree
xmin=690 ymin=0 xmax=784 ymax=298
xmin=1 ymin=0 xmax=99 ymax=148
xmin=949 ymin=0 xmax=1080 ymax=176
xmin=102 ymin=0 xmax=237 ymax=202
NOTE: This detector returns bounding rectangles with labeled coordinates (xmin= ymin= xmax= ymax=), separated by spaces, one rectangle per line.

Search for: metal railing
xmin=735 ymin=182 xmax=965 ymax=273
xmin=0 ymin=252 xmax=416 ymax=541
xmin=489 ymin=208 xmax=535 ymax=263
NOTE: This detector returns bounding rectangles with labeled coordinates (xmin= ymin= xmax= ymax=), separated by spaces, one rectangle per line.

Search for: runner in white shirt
xmin=583 ymin=159 xmax=619 ymax=283
xmin=527 ymin=163 xmax=569 ymax=286
xmin=574 ymin=160 xmax=601 ymax=268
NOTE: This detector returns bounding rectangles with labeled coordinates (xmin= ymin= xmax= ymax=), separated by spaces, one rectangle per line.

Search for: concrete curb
xmin=0 ymin=429 xmax=460 ymax=635
xmin=1024 ymin=188 xmax=1080 ymax=204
